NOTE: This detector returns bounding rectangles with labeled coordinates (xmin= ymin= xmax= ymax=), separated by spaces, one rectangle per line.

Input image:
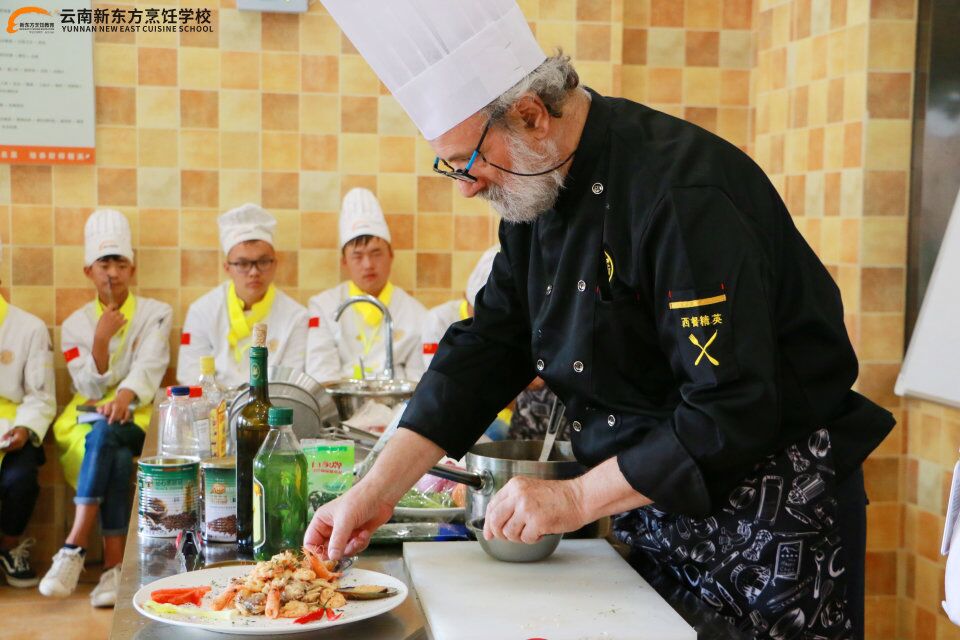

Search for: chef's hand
xmin=483 ymin=476 xmax=587 ymax=544
xmin=97 ymin=388 xmax=135 ymax=424
xmin=304 ymin=485 xmax=395 ymax=561
xmin=0 ymin=427 xmax=30 ymax=452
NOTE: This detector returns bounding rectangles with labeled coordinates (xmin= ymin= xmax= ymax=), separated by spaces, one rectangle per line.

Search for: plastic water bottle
xmin=160 ymin=386 xmax=205 ymax=459
xmin=188 ymin=387 xmax=212 ymax=459
xmin=197 ymin=356 xmax=228 ymax=457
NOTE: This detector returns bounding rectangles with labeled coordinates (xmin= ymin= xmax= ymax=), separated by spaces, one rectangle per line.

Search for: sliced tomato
xmin=151 ymin=586 xmax=212 ymax=607
xmin=293 ymin=609 xmax=327 ymax=624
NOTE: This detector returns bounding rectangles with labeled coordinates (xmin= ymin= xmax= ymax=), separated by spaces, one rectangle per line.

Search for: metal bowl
xmin=466 ymin=518 xmax=562 ymax=563
xmin=321 ymin=378 xmax=416 ymax=424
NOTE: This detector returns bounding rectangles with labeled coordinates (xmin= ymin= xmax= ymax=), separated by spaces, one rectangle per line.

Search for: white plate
xmin=133 ymin=565 xmax=408 ymax=635
xmin=392 ymin=506 xmax=464 ymax=522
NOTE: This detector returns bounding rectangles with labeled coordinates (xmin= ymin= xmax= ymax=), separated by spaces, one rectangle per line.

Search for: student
xmin=421 ymin=246 xmax=499 ymax=369
xmin=0 ymin=243 xmax=56 ymax=588
xmin=177 ymin=204 xmax=307 ymax=389
xmin=41 ymin=210 xmax=172 ymax=607
xmin=422 ymin=246 xmax=564 ymax=441
xmin=306 ymin=188 xmax=426 ymax=383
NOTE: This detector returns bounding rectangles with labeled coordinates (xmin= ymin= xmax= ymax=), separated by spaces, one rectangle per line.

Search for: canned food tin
xmin=137 ymin=456 xmax=200 ymax=538
xmin=201 ymin=456 xmax=237 ymax=543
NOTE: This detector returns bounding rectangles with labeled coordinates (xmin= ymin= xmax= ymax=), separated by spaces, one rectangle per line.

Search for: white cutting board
xmin=404 ymin=540 xmax=696 ymax=640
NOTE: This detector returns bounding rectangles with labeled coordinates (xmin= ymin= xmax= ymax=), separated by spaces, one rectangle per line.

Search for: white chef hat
xmin=84 ymin=209 xmax=134 ymax=266
xmin=339 ymin=188 xmax=391 ymax=249
xmin=218 ymin=204 xmax=276 ymax=256
xmin=320 ymin=0 xmax=546 ymax=140
xmin=466 ymin=246 xmax=499 ymax=306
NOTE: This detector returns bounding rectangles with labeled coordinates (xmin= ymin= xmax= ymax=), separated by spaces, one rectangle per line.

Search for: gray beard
xmin=480 ymin=135 xmax=565 ymax=224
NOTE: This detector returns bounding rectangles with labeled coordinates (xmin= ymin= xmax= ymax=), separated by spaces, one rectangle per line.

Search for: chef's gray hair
xmin=482 ymin=52 xmax=580 ymax=126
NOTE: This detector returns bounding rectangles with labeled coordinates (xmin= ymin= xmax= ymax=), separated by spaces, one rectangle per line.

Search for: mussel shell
xmin=336 ymin=585 xmax=399 ymax=600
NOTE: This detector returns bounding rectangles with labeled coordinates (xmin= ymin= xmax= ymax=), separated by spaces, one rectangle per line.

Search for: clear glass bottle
xmin=159 ymin=386 xmax=204 ymax=458
xmin=253 ymin=406 xmax=308 ymax=561
xmin=236 ymin=325 xmax=271 ymax=555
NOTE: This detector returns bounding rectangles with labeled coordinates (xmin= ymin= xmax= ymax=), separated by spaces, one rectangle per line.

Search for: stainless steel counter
xmin=109 ymin=416 xmax=745 ymax=640
xmin=110 ymin=416 xmax=427 ymax=640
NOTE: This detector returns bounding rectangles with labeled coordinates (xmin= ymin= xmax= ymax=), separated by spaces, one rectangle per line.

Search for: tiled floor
xmin=0 ymin=578 xmax=114 ymax=640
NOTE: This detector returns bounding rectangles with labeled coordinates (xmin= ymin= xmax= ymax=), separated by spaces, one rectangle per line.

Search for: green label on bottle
xmin=249 ymin=347 xmax=267 ymax=387
xmin=252 ymin=478 xmax=264 ymax=550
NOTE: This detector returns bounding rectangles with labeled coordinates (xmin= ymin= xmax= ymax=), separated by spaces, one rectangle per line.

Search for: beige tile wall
xmin=0 ymin=5 xmax=942 ymax=636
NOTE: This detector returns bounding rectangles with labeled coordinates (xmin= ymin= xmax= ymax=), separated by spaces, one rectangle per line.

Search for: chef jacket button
xmin=573 ymin=360 xmax=584 ymax=373
xmin=536 ymin=359 xmax=545 ymax=371
xmin=572 ymin=420 xmax=582 ymax=432
xmin=546 ymin=284 xmax=553 ymax=295
xmin=577 ymin=280 xmax=586 ymax=292
xmin=537 ymin=329 xmax=543 ymax=338
xmin=607 ymin=415 xmax=616 ymax=428
xmin=591 ymin=182 xmax=604 ymax=195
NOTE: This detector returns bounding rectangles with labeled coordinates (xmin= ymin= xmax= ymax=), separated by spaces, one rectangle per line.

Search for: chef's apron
xmin=613 ymin=429 xmax=853 ymax=639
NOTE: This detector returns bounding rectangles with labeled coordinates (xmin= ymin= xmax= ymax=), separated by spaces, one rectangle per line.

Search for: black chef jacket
xmin=401 ymin=89 xmax=895 ymax=518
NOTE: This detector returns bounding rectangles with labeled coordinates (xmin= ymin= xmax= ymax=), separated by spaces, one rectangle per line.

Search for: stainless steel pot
xmin=427 ymin=440 xmax=585 ymax=527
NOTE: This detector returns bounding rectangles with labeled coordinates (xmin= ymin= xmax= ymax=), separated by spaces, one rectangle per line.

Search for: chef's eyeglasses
xmin=433 ymin=120 xmax=493 ymax=183
xmin=433 ymin=118 xmax=577 ymax=182
xmin=227 ymin=257 xmax=276 ymax=274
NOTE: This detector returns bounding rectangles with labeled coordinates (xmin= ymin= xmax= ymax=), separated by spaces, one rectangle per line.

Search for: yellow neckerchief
xmin=0 ymin=295 xmax=8 ymax=329
xmin=347 ymin=281 xmax=394 ymax=378
xmin=94 ymin=292 xmax=136 ymax=369
xmin=459 ymin=299 xmax=470 ymax=321
xmin=227 ymin=282 xmax=276 ymax=362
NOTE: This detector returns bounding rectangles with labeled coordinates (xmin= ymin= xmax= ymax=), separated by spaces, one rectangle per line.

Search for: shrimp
xmin=265 ymin=587 xmax=281 ymax=619
xmin=302 ymin=546 xmax=341 ymax=581
xmin=211 ymin=582 xmax=241 ymax=611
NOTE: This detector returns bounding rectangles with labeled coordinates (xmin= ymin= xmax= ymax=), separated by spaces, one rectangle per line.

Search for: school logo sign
xmin=6 ymin=6 xmax=54 ymax=34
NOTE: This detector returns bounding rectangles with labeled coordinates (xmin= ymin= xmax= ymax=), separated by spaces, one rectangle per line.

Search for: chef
xmin=0 ymin=242 xmax=56 ymax=588
xmin=305 ymin=188 xmax=426 ymax=383
xmin=307 ymin=3 xmax=894 ymax=639
xmin=177 ymin=204 xmax=308 ymax=388
xmin=45 ymin=209 xmax=172 ymax=606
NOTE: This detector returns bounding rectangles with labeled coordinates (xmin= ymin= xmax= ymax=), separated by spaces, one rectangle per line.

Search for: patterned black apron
xmin=614 ymin=429 xmax=853 ymax=639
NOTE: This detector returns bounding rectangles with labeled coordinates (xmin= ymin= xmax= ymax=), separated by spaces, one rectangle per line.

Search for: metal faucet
xmin=335 ymin=294 xmax=395 ymax=380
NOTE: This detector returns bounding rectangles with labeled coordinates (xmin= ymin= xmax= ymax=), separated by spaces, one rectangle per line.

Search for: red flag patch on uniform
xmin=63 ymin=347 xmax=80 ymax=362
xmin=423 ymin=343 xmax=438 ymax=355
xmin=308 ymin=317 xmax=320 ymax=328
xmin=180 ymin=332 xmax=191 ymax=345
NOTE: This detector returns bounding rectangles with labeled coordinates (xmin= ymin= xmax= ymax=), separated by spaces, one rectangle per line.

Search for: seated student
xmin=306 ymin=188 xmax=427 ymax=383
xmin=0 ymin=243 xmax=56 ymax=588
xmin=177 ymin=204 xmax=308 ymax=389
xmin=421 ymin=246 xmax=499 ymax=369
xmin=41 ymin=210 xmax=172 ymax=607
xmin=422 ymin=247 xmax=567 ymax=441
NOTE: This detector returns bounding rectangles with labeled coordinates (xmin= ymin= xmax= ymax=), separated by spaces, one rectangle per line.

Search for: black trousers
xmin=834 ymin=466 xmax=867 ymax=640
xmin=0 ymin=443 xmax=44 ymax=537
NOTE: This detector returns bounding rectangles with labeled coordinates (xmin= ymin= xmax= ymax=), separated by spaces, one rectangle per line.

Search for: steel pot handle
xmin=426 ymin=464 xmax=490 ymax=492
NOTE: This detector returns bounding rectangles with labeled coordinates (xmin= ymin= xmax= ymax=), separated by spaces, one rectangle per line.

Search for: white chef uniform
xmin=176 ymin=204 xmax=308 ymax=389
xmin=306 ymin=188 xmax=426 ymax=383
xmin=0 ymin=297 xmax=56 ymax=446
xmin=307 ymin=282 xmax=427 ymax=383
xmin=178 ymin=283 xmax=308 ymax=389
xmin=53 ymin=209 xmax=173 ymax=487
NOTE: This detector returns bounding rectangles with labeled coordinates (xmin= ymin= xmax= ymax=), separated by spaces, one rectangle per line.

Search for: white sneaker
xmin=90 ymin=565 xmax=121 ymax=608
xmin=38 ymin=547 xmax=85 ymax=598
